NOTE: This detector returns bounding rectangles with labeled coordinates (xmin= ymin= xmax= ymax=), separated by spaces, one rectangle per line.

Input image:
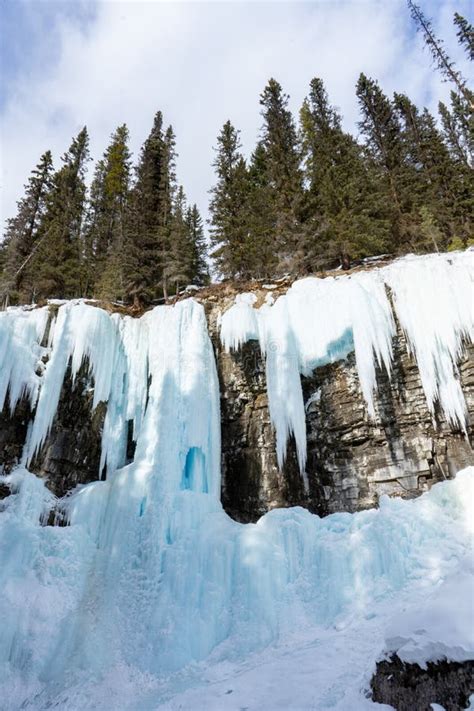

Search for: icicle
xmin=220 ymin=293 xmax=259 ymax=351
xmin=0 ymin=306 xmax=49 ymax=413
xmin=220 ymin=250 xmax=472 ymax=474
xmin=385 ymin=251 xmax=473 ymax=430
xmin=26 ymin=302 xmax=123 ymax=463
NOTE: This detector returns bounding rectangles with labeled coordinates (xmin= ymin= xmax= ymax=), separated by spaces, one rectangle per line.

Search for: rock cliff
xmin=202 ymin=286 xmax=474 ymax=522
xmin=1 ymin=272 xmax=473 ymax=521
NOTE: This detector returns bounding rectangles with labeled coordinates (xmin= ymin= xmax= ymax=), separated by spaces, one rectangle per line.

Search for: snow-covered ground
xmin=1 ymin=468 xmax=473 ymax=710
xmin=0 ymin=251 xmax=473 ymax=710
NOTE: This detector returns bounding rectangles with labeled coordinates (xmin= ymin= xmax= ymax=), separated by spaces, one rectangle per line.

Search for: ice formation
xmin=0 ymin=251 xmax=472 ymax=710
xmin=221 ymin=250 xmax=474 ymax=473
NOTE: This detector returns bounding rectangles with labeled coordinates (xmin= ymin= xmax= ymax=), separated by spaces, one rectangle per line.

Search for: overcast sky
xmin=0 ymin=0 xmax=471 ymax=232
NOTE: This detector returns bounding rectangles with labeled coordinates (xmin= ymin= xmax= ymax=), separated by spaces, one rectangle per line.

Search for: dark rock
xmin=29 ymin=359 xmax=107 ymax=497
xmin=371 ymin=654 xmax=474 ymax=710
xmin=0 ymin=396 xmax=32 ymax=473
xmin=205 ymin=298 xmax=474 ymax=523
xmin=0 ymin=297 xmax=472 ymax=518
xmin=0 ymin=482 xmax=11 ymax=500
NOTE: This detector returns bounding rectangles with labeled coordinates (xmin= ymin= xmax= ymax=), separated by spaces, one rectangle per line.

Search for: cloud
xmin=0 ymin=0 xmax=470 ymax=230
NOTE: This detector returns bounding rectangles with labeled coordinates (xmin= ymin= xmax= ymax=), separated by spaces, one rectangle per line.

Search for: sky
xmin=0 ymin=0 xmax=471 ymax=232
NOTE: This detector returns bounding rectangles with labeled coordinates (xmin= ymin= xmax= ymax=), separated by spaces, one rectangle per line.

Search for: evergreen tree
xmin=163 ymin=185 xmax=190 ymax=294
xmin=407 ymin=0 xmax=471 ymax=103
xmin=123 ymin=112 xmax=175 ymax=306
xmin=185 ymin=204 xmax=209 ymax=286
xmin=454 ymin=12 xmax=474 ymax=61
xmin=0 ymin=150 xmax=53 ymax=304
xmin=245 ymin=142 xmax=278 ymax=278
xmin=85 ymin=124 xmax=131 ymax=300
xmin=258 ymin=78 xmax=303 ymax=270
xmin=438 ymin=92 xmax=473 ymax=167
xmin=34 ymin=128 xmax=90 ymax=299
xmin=209 ymin=121 xmax=253 ymax=279
xmin=356 ymin=74 xmax=410 ymax=250
xmin=393 ymin=93 xmax=466 ymax=249
xmin=300 ymin=77 xmax=389 ymax=268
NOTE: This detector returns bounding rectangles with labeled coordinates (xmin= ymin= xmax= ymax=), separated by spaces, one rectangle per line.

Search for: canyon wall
xmin=1 ymin=283 xmax=473 ymax=523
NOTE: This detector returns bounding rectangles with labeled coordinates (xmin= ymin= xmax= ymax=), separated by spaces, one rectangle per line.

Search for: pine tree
xmin=258 ymin=78 xmax=303 ymax=270
xmin=407 ymin=0 xmax=471 ymax=103
xmin=209 ymin=121 xmax=253 ymax=279
xmin=123 ymin=112 xmax=175 ymax=306
xmin=185 ymin=204 xmax=209 ymax=286
xmin=356 ymin=74 xmax=410 ymax=250
xmin=393 ymin=93 xmax=464 ymax=250
xmin=0 ymin=150 xmax=53 ymax=304
xmin=300 ymin=78 xmax=389 ymax=268
xmin=454 ymin=12 xmax=474 ymax=61
xmin=85 ymin=124 xmax=131 ymax=300
xmin=33 ymin=128 xmax=90 ymax=299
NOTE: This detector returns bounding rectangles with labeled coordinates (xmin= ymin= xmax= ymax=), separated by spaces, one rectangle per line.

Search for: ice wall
xmin=0 ymin=253 xmax=473 ymax=709
xmin=221 ymin=251 xmax=474 ymax=476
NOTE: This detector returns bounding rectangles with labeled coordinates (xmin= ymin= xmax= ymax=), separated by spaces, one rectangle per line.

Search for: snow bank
xmin=384 ymin=559 xmax=474 ymax=667
xmin=221 ymin=251 xmax=474 ymax=476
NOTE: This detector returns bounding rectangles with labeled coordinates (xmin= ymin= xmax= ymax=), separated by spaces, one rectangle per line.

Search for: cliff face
xmin=204 ymin=294 xmax=474 ymax=522
xmin=1 ymin=283 xmax=473 ymax=521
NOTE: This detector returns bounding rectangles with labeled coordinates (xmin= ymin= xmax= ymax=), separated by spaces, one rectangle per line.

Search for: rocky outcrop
xmin=28 ymin=360 xmax=107 ymax=498
xmin=370 ymin=654 xmax=474 ymax=710
xmin=203 ymin=292 xmax=474 ymax=522
xmin=0 ymin=397 xmax=32 ymax=479
xmin=1 ymin=287 xmax=473 ymax=520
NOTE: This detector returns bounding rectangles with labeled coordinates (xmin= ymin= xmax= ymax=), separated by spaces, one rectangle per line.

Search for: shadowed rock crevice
xmin=0 ymin=396 xmax=32 ymax=475
xmin=29 ymin=358 xmax=107 ymax=497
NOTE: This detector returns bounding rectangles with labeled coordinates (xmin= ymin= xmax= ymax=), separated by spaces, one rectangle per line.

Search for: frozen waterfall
xmin=221 ymin=250 xmax=473 ymax=474
xmin=0 ymin=251 xmax=473 ymax=710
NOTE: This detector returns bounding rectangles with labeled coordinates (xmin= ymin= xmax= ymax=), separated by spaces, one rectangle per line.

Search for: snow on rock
xmin=220 ymin=292 xmax=259 ymax=351
xmin=384 ymin=558 xmax=474 ymax=667
xmin=220 ymin=250 xmax=474 ymax=476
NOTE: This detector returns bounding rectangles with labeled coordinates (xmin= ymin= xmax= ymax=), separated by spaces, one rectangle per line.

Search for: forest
xmin=0 ymin=4 xmax=472 ymax=308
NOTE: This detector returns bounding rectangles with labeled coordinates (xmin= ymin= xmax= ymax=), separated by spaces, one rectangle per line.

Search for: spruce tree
xmin=185 ymin=204 xmax=209 ymax=286
xmin=209 ymin=121 xmax=252 ymax=279
xmin=393 ymin=93 xmax=464 ymax=250
xmin=85 ymin=124 xmax=131 ymax=300
xmin=123 ymin=112 xmax=175 ymax=306
xmin=163 ymin=185 xmax=190 ymax=295
xmin=356 ymin=74 xmax=410 ymax=250
xmin=0 ymin=150 xmax=53 ymax=304
xmin=300 ymin=78 xmax=389 ymax=268
xmin=258 ymin=78 xmax=303 ymax=270
xmin=245 ymin=142 xmax=277 ymax=278
xmin=34 ymin=128 xmax=90 ymax=299
xmin=407 ymin=0 xmax=471 ymax=103
xmin=454 ymin=13 xmax=474 ymax=61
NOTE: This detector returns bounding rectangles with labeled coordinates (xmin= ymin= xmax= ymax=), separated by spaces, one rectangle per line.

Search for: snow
xmin=384 ymin=558 xmax=474 ymax=668
xmin=0 ymin=252 xmax=473 ymax=710
xmin=0 ymin=465 xmax=472 ymax=710
xmin=220 ymin=251 xmax=473 ymax=476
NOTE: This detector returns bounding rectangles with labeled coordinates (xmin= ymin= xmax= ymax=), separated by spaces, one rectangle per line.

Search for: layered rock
xmin=1 ymin=278 xmax=473 ymax=521
xmin=203 ymin=291 xmax=474 ymax=522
